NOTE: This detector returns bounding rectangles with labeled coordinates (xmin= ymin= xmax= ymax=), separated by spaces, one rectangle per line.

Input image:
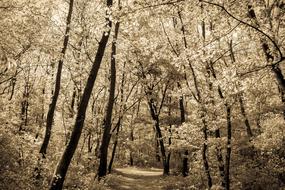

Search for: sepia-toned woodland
xmin=0 ymin=0 xmax=285 ymax=189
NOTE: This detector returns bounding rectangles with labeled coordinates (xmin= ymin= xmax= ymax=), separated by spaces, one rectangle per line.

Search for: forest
xmin=0 ymin=0 xmax=285 ymax=189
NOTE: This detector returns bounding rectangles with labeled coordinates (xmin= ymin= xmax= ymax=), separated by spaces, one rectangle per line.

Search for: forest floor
xmin=107 ymin=167 xmax=164 ymax=190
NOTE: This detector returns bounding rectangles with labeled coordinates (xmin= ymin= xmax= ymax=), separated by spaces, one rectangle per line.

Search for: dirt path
xmin=107 ymin=167 xmax=163 ymax=190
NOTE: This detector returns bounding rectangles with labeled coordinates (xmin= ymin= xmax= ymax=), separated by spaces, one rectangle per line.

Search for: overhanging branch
xmin=200 ymin=0 xmax=284 ymax=61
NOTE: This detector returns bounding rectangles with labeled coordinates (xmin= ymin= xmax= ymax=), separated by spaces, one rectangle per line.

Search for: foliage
xmin=1 ymin=0 xmax=285 ymax=189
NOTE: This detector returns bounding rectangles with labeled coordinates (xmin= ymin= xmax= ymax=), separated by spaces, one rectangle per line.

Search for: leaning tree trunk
xmin=40 ymin=0 xmax=74 ymax=157
xmin=108 ymin=118 xmax=121 ymax=173
xmin=108 ymin=47 xmax=125 ymax=173
xmin=97 ymin=18 xmax=119 ymax=179
xmin=49 ymin=0 xmax=113 ymax=189
xmin=155 ymin=118 xmax=169 ymax=175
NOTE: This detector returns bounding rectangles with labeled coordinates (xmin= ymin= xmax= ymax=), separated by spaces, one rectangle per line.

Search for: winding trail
xmin=107 ymin=167 xmax=163 ymax=190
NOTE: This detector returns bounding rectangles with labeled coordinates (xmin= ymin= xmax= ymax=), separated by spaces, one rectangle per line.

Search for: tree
xmin=98 ymin=3 xmax=120 ymax=177
xmin=49 ymin=0 xmax=113 ymax=188
xmin=40 ymin=0 xmax=74 ymax=157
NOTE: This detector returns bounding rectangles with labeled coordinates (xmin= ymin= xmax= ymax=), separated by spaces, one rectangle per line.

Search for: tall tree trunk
xmin=129 ymin=125 xmax=134 ymax=166
xmin=224 ymin=105 xmax=232 ymax=190
xmin=108 ymin=118 xmax=121 ymax=173
xmin=70 ymin=86 xmax=76 ymax=118
xmin=109 ymin=56 xmax=126 ymax=172
xmin=97 ymin=19 xmax=119 ymax=179
xmin=178 ymin=12 xmax=212 ymax=184
xmin=9 ymin=76 xmax=16 ymax=101
xmin=40 ymin=0 xmax=74 ymax=157
xmin=49 ymin=0 xmax=113 ymax=188
xmin=178 ymin=10 xmax=210 ymax=180
xmin=239 ymin=94 xmax=253 ymax=138
xmin=201 ymin=117 xmax=212 ymax=189
xmin=215 ymin=127 xmax=226 ymax=188
xmin=206 ymin=64 xmax=226 ymax=187
xmin=179 ymin=95 xmax=189 ymax=177
xmin=87 ymin=132 xmax=92 ymax=153
xmin=155 ymin=133 xmax=161 ymax=162
xmin=148 ymin=101 xmax=169 ymax=175
xmin=155 ymin=118 xmax=169 ymax=175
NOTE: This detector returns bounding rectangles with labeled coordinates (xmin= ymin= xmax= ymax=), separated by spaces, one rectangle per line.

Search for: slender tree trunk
xmin=129 ymin=128 xmax=134 ymax=166
xmin=165 ymin=97 xmax=172 ymax=175
xmin=108 ymin=119 xmax=120 ymax=173
xmin=70 ymin=86 xmax=76 ymax=118
xmin=40 ymin=0 xmax=74 ymax=157
xmin=49 ymin=0 xmax=113 ymax=188
xmin=177 ymin=11 xmax=212 ymax=184
xmin=188 ymin=46 xmax=213 ymax=189
xmin=215 ymin=127 xmax=226 ymax=188
xmin=224 ymin=105 xmax=232 ymax=190
xmin=155 ymin=119 xmax=169 ymax=175
xmin=155 ymin=131 xmax=161 ymax=162
xmin=228 ymin=39 xmax=253 ymax=139
xmin=206 ymin=64 xmax=226 ymax=187
xmin=148 ymin=101 xmax=169 ymax=175
xmin=87 ymin=132 xmax=92 ymax=153
xmin=179 ymin=95 xmax=189 ymax=177
xmin=108 ymin=135 xmax=118 ymax=173
xmin=178 ymin=10 xmax=211 ymax=179
xmin=108 ymin=55 xmax=126 ymax=172
xmin=97 ymin=19 xmax=119 ymax=179
xmin=9 ymin=76 xmax=16 ymax=100
xmin=201 ymin=117 xmax=212 ymax=189
xmin=239 ymin=95 xmax=253 ymax=137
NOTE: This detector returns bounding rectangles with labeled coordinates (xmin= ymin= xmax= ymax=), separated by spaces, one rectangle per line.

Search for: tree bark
xmin=8 ymin=76 xmax=16 ymax=100
xmin=108 ymin=118 xmax=120 ymax=174
xmin=129 ymin=128 xmax=134 ymax=166
xmin=49 ymin=0 xmax=113 ymax=188
xmin=97 ymin=19 xmax=119 ymax=178
xmin=155 ymin=118 xmax=169 ymax=175
xmin=40 ymin=0 xmax=74 ymax=157
xmin=224 ymin=105 xmax=232 ymax=190
xmin=108 ymin=57 xmax=126 ymax=172
xmin=179 ymin=95 xmax=189 ymax=177
xmin=215 ymin=128 xmax=226 ymax=188
xmin=148 ymin=100 xmax=169 ymax=175
xmin=70 ymin=86 xmax=76 ymax=118
xmin=201 ymin=117 xmax=212 ymax=189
